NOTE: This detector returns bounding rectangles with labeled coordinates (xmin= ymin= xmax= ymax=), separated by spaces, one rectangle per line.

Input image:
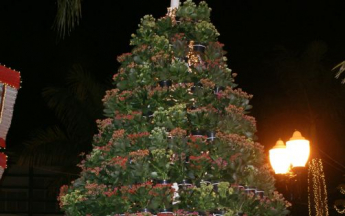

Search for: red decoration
xmin=0 ymin=65 xmax=20 ymax=89
xmin=0 ymin=153 xmax=6 ymax=168
xmin=0 ymin=138 xmax=5 ymax=148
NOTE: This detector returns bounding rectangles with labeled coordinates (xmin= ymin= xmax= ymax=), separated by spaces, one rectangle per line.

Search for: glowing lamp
xmin=286 ymin=131 xmax=310 ymax=167
xmin=269 ymin=139 xmax=290 ymax=174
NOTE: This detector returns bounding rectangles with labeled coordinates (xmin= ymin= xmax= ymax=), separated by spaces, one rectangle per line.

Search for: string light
xmin=0 ymin=85 xmax=7 ymax=124
xmin=334 ymin=187 xmax=345 ymax=213
xmin=308 ymin=159 xmax=329 ymax=216
xmin=335 ymin=205 xmax=345 ymax=214
xmin=187 ymin=41 xmax=200 ymax=72
xmin=167 ymin=7 xmax=177 ymax=25
xmin=340 ymin=187 xmax=345 ymax=195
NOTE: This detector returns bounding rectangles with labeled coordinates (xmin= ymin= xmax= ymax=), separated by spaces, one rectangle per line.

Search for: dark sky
xmin=1 ymin=0 xmax=345 ymax=211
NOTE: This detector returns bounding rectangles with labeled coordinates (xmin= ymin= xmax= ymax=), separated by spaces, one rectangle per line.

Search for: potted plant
xmin=171 ymin=33 xmax=189 ymax=60
xmin=149 ymin=127 xmax=169 ymax=149
xmin=187 ymin=107 xmax=208 ymax=135
xmin=169 ymin=59 xmax=190 ymax=83
xmin=188 ymin=153 xmax=212 ymax=180
xmin=188 ymin=106 xmax=219 ymax=136
xmin=195 ymin=1 xmax=211 ymax=21
xmin=206 ymin=61 xmax=233 ymax=88
xmin=193 ymin=21 xmax=219 ymax=45
xmin=150 ymin=148 xmax=174 ymax=181
xmin=123 ymin=182 xmax=153 ymax=212
xmin=190 ymin=182 xmax=216 ymax=214
xmin=176 ymin=0 xmax=198 ymax=20
xmin=204 ymin=42 xmax=225 ymax=61
xmin=128 ymin=149 xmax=151 ymax=183
xmin=167 ymin=104 xmax=188 ymax=129
xmin=149 ymin=183 xmax=175 ymax=214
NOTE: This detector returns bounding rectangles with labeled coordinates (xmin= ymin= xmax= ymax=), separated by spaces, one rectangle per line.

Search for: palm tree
xmin=252 ymin=41 xmax=345 ymax=215
xmin=333 ymin=61 xmax=345 ymax=84
xmin=54 ymin=0 xmax=83 ymax=38
xmin=18 ymin=64 xmax=108 ymax=174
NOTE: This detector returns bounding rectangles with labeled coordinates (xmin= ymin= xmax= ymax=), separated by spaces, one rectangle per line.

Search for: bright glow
xmin=286 ymin=131 xmax=310 ymax=167
xmin=269 ymin=139 xmax=290 ymax=174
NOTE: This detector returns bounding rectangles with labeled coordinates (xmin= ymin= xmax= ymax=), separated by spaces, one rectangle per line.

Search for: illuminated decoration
xmin=269 ymin=139 xmax=290 ymax=174
xmin=340 ymin=186 xmax=345 ymax=195
xmin=308 ymin=158 xmax=329 ymax=216
xmin=187 ymin=41 xmax=201 ymax=71
xmin=334 ymin=185 xmax=345 ymax=213
xmin=0 ymin=65 xmax=21 ymax=179
xmin=167 ymin=7 xmax=177 ymax=25
xmin=335 ymin=202 xmax=345 ymax=214
xmin=286 ymin=131 xmax=310 ymax=167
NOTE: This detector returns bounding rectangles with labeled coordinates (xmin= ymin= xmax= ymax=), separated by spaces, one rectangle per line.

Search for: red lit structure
xmin=0 ymin=65 xmax=20 ymax=179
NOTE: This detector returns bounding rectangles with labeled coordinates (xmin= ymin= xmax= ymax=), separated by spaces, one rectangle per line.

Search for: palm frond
xmin=42 ymin=65 xmax=104 ymax=138
xmin=18 ymin=126 xmax=77 ymax=166
xmin=333 ymin=61 xmax=345 ymax=84
xmin=54 ymin=0 xmax=82 ymax=38
xmin=66 ymin=64 xmax=106 ymax=108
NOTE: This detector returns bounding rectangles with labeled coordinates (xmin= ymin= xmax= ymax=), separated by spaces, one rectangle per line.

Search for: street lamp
xmin=269 ymin=139 xmax=290 ymax=174
xmin=269 ymin=131 xmax=311 ymax=215
xmin=269 ymin=131 xmax=310 ymax=174
xmin=286 ymin=131 xmax=310 ymax=168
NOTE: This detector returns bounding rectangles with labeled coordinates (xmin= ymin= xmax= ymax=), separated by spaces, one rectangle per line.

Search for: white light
xmin=269 ymin=139 xmax=290 ymax=174
xmin=286 ymin=131 xmax=310 ymax=167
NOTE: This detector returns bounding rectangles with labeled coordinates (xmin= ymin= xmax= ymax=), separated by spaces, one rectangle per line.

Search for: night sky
xmin=1 ymin=0 xmax=345 ymax=213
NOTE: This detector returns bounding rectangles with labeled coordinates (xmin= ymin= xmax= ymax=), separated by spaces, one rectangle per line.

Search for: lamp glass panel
xmin=269 ymin=148 xmax=290 ymax=174
xmin=286 ymin=139 xmax=310 ymax=167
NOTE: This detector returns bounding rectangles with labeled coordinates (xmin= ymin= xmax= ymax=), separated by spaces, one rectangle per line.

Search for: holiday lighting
xmin=308 ymin=159 xmax=329 ymax=216
xmin=0 ymin=64 xmax=21 ymax=179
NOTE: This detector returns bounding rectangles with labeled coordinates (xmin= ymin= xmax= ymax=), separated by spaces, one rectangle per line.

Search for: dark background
xmin=1 ymin=0 xmax=345 ymax=214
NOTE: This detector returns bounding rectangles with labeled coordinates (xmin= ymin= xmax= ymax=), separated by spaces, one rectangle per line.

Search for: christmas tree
xmin=58 ymin=1 xmax=291 ymax=215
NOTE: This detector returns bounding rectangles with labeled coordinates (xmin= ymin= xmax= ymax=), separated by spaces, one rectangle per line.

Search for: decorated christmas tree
xmin=58 ymin=1 xmax=291 ymax=215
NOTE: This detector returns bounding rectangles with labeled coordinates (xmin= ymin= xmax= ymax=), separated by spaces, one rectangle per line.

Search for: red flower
xmin=117 ymin=53 xmax=132 ymax=62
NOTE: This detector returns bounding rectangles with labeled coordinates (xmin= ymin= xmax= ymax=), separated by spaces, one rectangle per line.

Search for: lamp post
xmin=269 ymin=131 xmax=310 ymax=215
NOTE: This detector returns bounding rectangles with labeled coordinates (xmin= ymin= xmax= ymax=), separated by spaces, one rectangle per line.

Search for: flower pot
xmin=160 ymin=179 xmax=170 ymax=185
xmin=178 ymin=56 xmax=189 ymax=62
xmin=179 ymin=179 xmax=193 ymax=189
xmin=214 ymin=86 xmax=225 ymax=94
xmin=199 ymin=179 xmax=211 ymax=186
xmin=212 ymin=182 xmax=220 ymax=192
xmin=191 ymin=82 xmax=203 ymax=93
xmin=185 ymin=155 xmax=190 ymax=164
xmin=232 ymin=184 xmax=244 ymax=192
xmin=141 ymin=208 xmax=152 ymax=214
xmin=212 ymin=210 xmax=226 ymax=216
xmin=158 ymin=209 xmax=174 ymax=216
xmin=244 ymin=186 xmax=256 ymax=194
xmin=206 ymin=131 xmax=216 ymax=141
xmin=255 ymin=190 xmax=264 ymax=198
xmin=191 ymin=130 xmax=206 ymax=136
xmin=159 ymin=80 xmax=172 ymax=88
xmin=143 ymin=110 xmax=154 ymax=119
xmin=193 ymin=44 xmax=206 ymax=53
xmin=197 ymin=211 xmax=207 ymax=216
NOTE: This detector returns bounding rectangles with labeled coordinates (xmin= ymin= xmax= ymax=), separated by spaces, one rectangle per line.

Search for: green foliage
xmin=54 ymin=0 xmax=82 ymax=38
xmin=176 ymin=0 xmax=211 ymax=22
xmin=59 ymin=1 xmax=290 ymax=216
